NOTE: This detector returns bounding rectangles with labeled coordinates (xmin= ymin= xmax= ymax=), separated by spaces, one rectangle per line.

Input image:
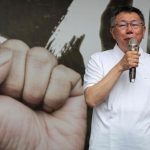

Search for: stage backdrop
xmin=0 ymin=0 xmax=149 ymax=149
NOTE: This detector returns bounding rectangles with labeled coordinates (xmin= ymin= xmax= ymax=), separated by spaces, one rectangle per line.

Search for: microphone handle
xmin=129 ymin=67 xmax=136 ymax=82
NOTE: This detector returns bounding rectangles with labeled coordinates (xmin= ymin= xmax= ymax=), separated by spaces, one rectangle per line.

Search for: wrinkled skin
xmin=0 ymin=39 xmax=87 ymax=150
xmin=110 ymin=12 xmax=145 ymax=52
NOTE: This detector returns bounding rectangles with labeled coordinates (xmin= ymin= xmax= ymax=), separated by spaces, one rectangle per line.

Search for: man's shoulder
xmin=91 ymin=49 xmax=114 ymax=59
xmin=143 ymin=51 xmax=150 ymax=61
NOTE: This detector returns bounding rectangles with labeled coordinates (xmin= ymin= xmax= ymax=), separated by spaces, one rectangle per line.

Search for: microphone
xmin=128 ymin=37 xmax=139 ymax=83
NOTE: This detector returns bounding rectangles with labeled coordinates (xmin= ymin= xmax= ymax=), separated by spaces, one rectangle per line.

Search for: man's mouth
xmin=125 ymin=35 xmax=135 ymax=40
xmin=124 ymin=36 xmax=135 ymax=43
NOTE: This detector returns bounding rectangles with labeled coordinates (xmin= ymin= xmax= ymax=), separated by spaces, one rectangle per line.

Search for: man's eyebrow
xmin=117 ymin=19 xmax=140 ymax=22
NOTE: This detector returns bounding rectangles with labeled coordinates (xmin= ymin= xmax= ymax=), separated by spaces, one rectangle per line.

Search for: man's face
xmin=110 ymin=12 xmax=146 ymax=52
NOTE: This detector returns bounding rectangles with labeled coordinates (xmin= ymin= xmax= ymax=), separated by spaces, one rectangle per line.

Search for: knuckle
xmin=28 ymin=47 xmax=57 ymax=63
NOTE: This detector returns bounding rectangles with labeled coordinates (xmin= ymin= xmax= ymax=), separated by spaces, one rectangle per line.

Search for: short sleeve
xmin=84 ymin=53 xmax=104 ymax=90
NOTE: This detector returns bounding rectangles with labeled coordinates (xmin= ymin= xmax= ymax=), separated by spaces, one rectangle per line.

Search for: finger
xmin=0 ymin=39 xmax=29 ymax=99
xmin=23 ymin=47 xmax=57 ymax=107
xmin=131 ymin=54 xmax=140 ymax=59
xmin=130 ymin=61 xmax=139 ymax=68
xmin=128 ymin=52 xmax=140 ymax=59
xmin=52 ymin=95 xmax=86 ymax=122
xmin=43 ymin=65 xmax=83 ymax=112
xmin=0 ymin=48 xmax=12 ymax=84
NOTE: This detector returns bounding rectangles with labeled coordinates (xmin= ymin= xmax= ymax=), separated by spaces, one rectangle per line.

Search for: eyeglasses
xmin=112 ymin=21 xmax=144 ymax=30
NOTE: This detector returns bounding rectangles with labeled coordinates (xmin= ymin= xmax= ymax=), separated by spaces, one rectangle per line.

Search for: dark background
xmin=0 ymin=0 xmax=73 ymax=47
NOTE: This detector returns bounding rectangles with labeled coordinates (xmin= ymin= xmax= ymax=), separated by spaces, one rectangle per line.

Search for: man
xmin=0 ymin=39 xmax=87 ymax=150
xmin=84 ymin=6 xmax=150 ymax=150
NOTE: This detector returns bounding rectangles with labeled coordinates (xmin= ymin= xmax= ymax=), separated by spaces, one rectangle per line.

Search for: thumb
xmin=0 ymin=48 xmax=12 ymax=84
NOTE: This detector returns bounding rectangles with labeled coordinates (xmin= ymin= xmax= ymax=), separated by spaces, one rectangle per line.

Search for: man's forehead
xmin=115 ymin=12 xmax=141 ymax=21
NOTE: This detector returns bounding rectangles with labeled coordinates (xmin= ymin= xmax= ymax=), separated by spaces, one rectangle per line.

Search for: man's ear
xmin=142 ymin=26 xmax=146 ymax=38
xmin=110 ymin=28 xmax=116 ymax=40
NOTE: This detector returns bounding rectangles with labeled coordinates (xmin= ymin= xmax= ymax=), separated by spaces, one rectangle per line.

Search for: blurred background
xmin=0 ymin=0 xmax=73 ymax=47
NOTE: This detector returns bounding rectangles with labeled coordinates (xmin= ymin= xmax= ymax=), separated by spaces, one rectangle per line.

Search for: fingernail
xmin=0 ymin=49 xmax=12 ymax=65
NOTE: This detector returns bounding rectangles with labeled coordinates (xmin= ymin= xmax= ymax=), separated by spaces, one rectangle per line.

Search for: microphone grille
xmin=128 ymin=37 xmax=139 ymax=51
xmin=129 ymin=37 xmax=138 ymax=46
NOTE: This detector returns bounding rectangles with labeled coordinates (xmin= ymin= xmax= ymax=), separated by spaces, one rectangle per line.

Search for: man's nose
xmin=126 ymin=23 xmax=133 ymax=32
xmin=126 ymin=23 xmax=133 ymax=33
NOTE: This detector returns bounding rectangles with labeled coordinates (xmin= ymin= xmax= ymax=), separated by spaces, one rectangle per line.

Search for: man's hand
xmin=118 ymin=51 xmax=140 ymax=71
xmin=0 ymin=39 xmax=87 ymax=150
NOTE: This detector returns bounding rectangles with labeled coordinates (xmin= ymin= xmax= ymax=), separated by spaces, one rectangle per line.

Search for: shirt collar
xmin=113 ymin=44 xmax=124 ymax=60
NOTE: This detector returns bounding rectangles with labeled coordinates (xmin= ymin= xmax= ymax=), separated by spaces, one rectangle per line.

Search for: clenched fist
xmin=0 ymin=39 xmax=87 ymax=150
xmin=118 ymin=50 xmax=140 ymax=71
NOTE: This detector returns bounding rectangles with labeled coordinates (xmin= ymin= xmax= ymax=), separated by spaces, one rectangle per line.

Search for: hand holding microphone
xmin=128 ymin=37 xmax=139 ymax=83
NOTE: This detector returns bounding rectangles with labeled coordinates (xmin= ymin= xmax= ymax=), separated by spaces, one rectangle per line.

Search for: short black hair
xmin=110 ymin=6 xmax=145 ymax=27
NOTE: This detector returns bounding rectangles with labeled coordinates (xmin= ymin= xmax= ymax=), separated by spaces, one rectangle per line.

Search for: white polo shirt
xmin=84 ymin=44 xmax=150 ymax=150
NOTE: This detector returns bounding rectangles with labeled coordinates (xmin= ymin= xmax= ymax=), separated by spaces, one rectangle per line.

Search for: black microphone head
xmin=128 ymin=37 xmax=139 ymax=51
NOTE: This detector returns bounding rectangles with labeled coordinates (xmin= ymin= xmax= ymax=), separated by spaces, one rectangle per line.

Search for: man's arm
xmin=84 ymin=51 xmax=140 ymax=107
